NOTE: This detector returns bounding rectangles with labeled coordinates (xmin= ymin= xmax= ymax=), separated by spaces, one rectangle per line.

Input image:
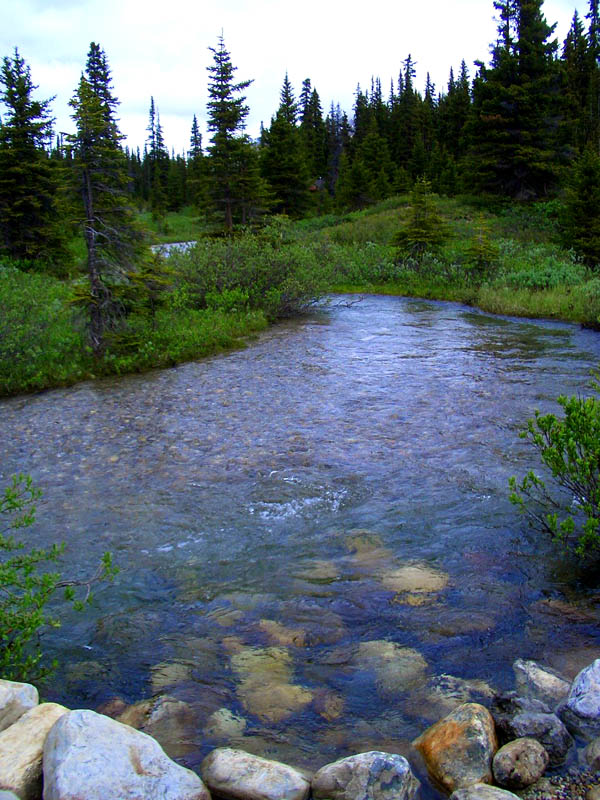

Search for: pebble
xmin=521 ymin=768 xmax=600 ymax=800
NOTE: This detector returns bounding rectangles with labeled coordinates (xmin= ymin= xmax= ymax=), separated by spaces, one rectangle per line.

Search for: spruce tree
xmin=260 ymin=75 xmax=310 ymax=216
xmin=465 ymin=0 xmax=560 ymax=198
xmin=68 ymin=42 xmax=144 ymax=356
xmin=560 ymin=145 xmax=600 ymax=265
xmin=187 ymin=114 xmax=207 ymax=210
xmin=586 ymin=0 xmax=600 ymax=151
xmin=206 ymin=34 xmax=261 ymax=232
xmin=146 ymin=97 xmax=169 ymax=216
xmin=0 ymin=49 xmax=68 ymax=267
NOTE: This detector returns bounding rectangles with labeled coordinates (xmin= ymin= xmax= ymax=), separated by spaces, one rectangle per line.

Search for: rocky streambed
xmin=1 ymin=656 xmax=600 ymax=799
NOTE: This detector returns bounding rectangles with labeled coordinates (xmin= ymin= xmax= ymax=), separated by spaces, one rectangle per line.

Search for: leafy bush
xmin=579 ymin=278 xmax=600 ymax=328
xmin=0 ymin=475 xmax=117 ymax=681
xmin=509 ymin=383 xmax=600 ymax=560
xmin=167 ymin=230 xmax=332 ymax=319
xmin=0 ymin=267 xmax=87 ymax=395
xmin=496 ymin=241 xmax=587 ymax=290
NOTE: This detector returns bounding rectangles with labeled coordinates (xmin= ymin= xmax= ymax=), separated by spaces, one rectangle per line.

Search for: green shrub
xmin=496 ymin=241 xmax=587 ymax=290
xmin=579 ymin=278 xmax=600 ymax=328
xmin=509 ymin=383 xmax=600 ymax=560
xmin=0 ymin=475 xmax=117 ymax=681
xmin=167 ymin=231 xmax=331 ymax=319
xmin=0 ymin=267 xmax=87 ymax=396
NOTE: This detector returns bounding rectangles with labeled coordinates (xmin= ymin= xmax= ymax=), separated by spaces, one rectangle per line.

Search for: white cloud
xmin=1 ymin=0 xmax=587 ymax=154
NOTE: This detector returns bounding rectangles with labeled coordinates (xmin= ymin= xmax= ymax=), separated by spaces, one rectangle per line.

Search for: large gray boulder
xmin=450 ymin=786 xmax=520 ymax=800
xmin=200 ymin=747 xmax=310 ymax=800
xmin=312 ymin=751 xmax=420 ymax=800
xmin=0 ymin=679 xmax=38 ymax=733
xmin=491 ymin=692 xmax=573 ymax=766
xmin=43 ymin=709 xmax=209 ymax=800
xmin=491 ymin=737 xmax=548 ymax=789
xmin=0 ymin=702 xmax=68 ymax=800
xmin=512 ymin=659 xmax=570 ymax=709
xmin=559 ymin=658 xmax=600 ymax=741
xmin=412 ymin=702 xmax=498 ymax=794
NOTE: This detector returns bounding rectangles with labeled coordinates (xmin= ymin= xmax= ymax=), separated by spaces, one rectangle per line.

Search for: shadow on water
xmin=1 ymin=294 xmax=599 ymax=786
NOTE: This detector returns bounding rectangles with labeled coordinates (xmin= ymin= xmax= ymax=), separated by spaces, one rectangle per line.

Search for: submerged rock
xmin=150 ymin=660 xmax=193 ymax=693
xmin=205 ymin=707 xmax=248 ymax=740
xmin=313 ymin=689 xmax=345 ymax=722
xmin=380 ymin=563 xmax=449 ymax=604
xmin=412 ymin=702 xmax=497 ymax=794
xmin=0 ymin=679 xmax=38 ymax=733
xmin=231 ymin=646 xmax=313 ymax=723
xmin=258 ymin=619 xmax=306 ymax=647
xmin=292 ymin=560 xmax=340 ymax=584
xmin=356 ymin=640 xmax=428 ymax=696
xmin=201 ymin=747 xmax=310 ymax=800
xmin=312 ymin=750 xmax=420 ymax=800
xmin=406 ymin=674 xmax=496 ymax=721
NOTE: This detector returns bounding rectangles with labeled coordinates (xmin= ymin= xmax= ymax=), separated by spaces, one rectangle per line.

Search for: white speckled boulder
xmin=0 ymin=702 xmax=68 ymax=800
xmin=450 ymin=785 xmax=520 ymax=800
xmin=201 ymin=747 xmax=310 ymax=800
xmin=43 ymin=709 xmax=209 ymax=800
xmin=559 ymin=658 xmax=600 ymax=741
xmin=312 ymin=751 xmax=420 ymax=800
xmin=0 ymin=679 xmax=38 ymax=733
xmin=412 ymin=702 xmax=498 ymax=794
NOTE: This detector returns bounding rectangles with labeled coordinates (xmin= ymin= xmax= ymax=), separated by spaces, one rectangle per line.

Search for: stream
xmin=2 ymin=294 xmax=600 ymax=786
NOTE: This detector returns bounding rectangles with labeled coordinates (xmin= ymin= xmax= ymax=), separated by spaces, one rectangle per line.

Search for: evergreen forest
xmin=1 ymin=0 xmax=600 ymax=396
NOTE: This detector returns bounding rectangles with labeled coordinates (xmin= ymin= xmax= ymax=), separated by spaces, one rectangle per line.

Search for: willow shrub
xmin=0 ymin=264 xmax=87 ymax=396
xmin=509 ymin=382 xmax=600 ymax=561
xmin=167 ymin=222 xmax=333 ymax=320
xmin=0 ymin=475 xmax=118 ymax=681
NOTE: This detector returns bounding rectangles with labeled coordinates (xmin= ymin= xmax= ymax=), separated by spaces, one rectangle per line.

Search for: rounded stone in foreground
xmin=0 ymin=702 xmax=68 ymax=800
xmin=312 ymin=750 xmax=420 ymax=800
xmin=491 ymin=692 xmax=573 ymax=766
xmin=412 ymin=702 xmax=497 ymax=794
xmin=492 ymin=737 xmax=548 ymax=789
xmin=450 ymin=784 xmax=520 ymax=800
xmin=43 ymin=709 xmax=208 ymax=800
xmin=201 ymin=747 xmax=310 ymax=800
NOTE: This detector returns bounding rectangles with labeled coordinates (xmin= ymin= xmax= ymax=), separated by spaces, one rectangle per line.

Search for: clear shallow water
xmin=2 ymin=295 xmax=600 ymax=786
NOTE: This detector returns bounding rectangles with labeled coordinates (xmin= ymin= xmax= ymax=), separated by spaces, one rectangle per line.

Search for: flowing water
xmin=2 ymin=295 xmax=600 ymax=788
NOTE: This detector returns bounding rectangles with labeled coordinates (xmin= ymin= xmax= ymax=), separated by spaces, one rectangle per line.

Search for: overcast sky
xmin=1 ymin=0 xmax=588 ymax=155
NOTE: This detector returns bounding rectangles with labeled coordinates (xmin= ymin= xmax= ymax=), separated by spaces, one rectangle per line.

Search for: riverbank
xmin=2 ymin=657 xmax=600 ymax=800
xmin=2 ymin=196 xmax=598 ymax=399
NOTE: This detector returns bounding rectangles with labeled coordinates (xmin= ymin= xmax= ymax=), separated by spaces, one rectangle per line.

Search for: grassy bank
xmin=2 ymin=194 xmax=598 ymax=398
xmin=302 ymin=195 xmax=599 ymax=327
xmin=0 ymin=264 xmax=269 ymax=396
